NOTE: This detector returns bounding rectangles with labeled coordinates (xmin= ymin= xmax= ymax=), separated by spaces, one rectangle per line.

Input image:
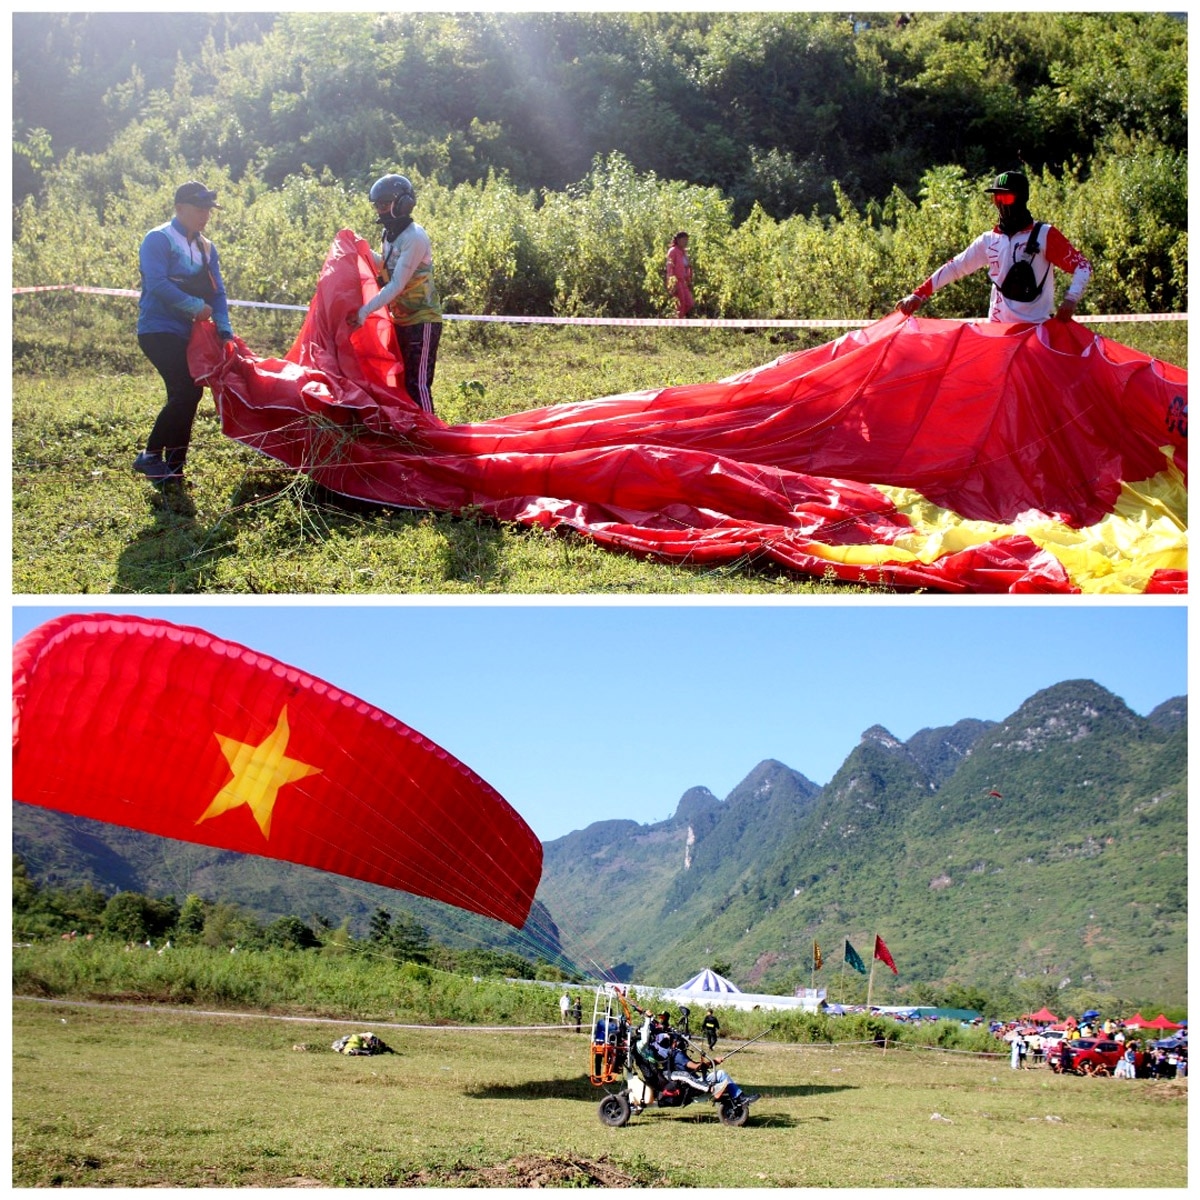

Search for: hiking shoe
xmin=133 ymin=451 xmax=183 ymax=484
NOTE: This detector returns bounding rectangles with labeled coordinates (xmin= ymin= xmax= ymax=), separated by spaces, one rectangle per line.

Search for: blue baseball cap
xmin=174 ymin=181 xmax=221 ymax=208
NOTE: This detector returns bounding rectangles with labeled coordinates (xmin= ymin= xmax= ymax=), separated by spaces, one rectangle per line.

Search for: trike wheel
xmin=718 ymin=1096 xmax=750 ymax=1127
xmin=598 ymin=1091 xmax=632 ymax=1127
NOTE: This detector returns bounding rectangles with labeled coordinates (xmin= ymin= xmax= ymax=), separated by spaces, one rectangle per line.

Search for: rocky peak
xmin=861 ymin=723 xmax=904 ymax=750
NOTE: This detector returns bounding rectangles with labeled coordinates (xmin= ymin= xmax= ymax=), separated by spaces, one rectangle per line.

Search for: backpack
xmin=332 ymin=1031 xmax=395 ymax=1055
xmin=998 ymin=223 xmax=1048 ymax=303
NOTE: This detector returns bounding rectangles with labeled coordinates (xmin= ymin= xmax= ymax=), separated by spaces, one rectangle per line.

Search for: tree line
xmin=17 ymin=857 xmax=1176 ymax=1023
xmin=13 ymin=12 xmax=1186 ymax=214
xmin=12 ymin=856 xmax=571 ymax=981
xmin=11 ymin=12 xmax=1186 ymax=322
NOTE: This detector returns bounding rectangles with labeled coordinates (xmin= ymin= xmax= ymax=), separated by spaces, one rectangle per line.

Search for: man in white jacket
xmin=897 ymin=169 xmax=1092 ymax=324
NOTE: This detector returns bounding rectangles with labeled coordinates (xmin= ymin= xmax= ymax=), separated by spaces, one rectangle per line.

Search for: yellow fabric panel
xmin=870 ymin=455 xmax=1187 ymax=594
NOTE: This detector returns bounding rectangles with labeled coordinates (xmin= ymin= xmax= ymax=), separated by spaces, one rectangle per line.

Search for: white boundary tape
xmin=11 ymin=284 xmax=1186 ymax=327
xmin=18 ymin=997 xmax=1011 ymax=1053
xmin=19 ymin=995 xmax=576 ymax=1033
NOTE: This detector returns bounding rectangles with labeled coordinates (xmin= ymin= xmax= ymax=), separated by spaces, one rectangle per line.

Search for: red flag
xmin=988 ymin=789 xmax=1003 ymax=798
xmin=12 ymin=613 xmax=543 ymax=928
xmin=874 ymin=935 xmax=898 ymax=974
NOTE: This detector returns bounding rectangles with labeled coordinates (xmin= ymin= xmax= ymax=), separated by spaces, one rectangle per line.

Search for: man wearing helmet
xmin=347 ymin=173 xmax=443 ymax=416
xmin=660 ymin=1031 xmax=750 ymax=1104
xmin=896 ymin=169 xmax=1091 ymax=324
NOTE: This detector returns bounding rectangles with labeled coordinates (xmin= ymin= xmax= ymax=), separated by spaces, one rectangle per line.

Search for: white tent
xmin=677 ymin=968 xmax=742 ymax=995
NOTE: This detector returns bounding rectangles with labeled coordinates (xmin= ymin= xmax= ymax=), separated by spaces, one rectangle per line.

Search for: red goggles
xmin=990 ymin=191 xmax=1017 ymax=204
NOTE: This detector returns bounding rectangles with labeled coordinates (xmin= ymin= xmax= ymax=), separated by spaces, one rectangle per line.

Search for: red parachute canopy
xmin=12 ymin=613 xmax=542 ymax=928
xmin=192 ymin=230 xmax=1187 ymax=594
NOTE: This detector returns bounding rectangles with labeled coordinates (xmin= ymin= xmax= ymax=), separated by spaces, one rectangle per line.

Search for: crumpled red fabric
xmin=191 ymin=229 xmax=1187 ymax=593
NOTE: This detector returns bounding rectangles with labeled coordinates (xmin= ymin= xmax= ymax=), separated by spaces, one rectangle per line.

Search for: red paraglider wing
xmin=12 ymin=613 xmax=542 ymax=928
xmin=191 ymin=230 xmax=1187 ymax=595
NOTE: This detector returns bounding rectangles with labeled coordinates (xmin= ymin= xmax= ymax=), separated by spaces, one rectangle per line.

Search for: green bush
xmin=100 ymin=891 xmax=180 ymax=944
xmin=15 ymin=140 xmax=1184 ymax=321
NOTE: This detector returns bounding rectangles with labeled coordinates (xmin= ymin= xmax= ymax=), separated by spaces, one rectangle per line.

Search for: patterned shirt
xmin=915 ymin=223 xmax=1092 ymax=324
xmin=366 ymin=221 xmax=442 ymax=326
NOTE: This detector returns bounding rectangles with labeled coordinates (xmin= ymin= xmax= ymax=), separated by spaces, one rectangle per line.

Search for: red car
xmin=1049 ymin=1038 xmax=1125 ymax=1076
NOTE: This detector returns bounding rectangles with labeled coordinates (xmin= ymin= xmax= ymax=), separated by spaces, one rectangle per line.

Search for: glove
xmin=896 ymin=293 xmax=925 ymax=316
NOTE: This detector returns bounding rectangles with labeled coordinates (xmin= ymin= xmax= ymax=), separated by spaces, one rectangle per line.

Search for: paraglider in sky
xmin=191 ymin=230 xmax=1187 ymax=595
xmin=12 ymin=613 xmax=542 ymax=928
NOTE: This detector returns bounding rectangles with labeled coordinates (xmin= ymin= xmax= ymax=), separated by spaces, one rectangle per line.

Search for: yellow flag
xmin=813 ymin=941 xmax=823 ymax=971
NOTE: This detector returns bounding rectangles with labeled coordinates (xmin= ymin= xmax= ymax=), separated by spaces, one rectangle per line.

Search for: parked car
xmin=1049 ymin=1037 xmax=1124 ymax=1075
xmin=1039 ymin=1030 xmax=1068 ymax=1058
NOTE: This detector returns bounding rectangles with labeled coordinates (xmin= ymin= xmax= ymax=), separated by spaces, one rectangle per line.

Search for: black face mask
xmin=378 ymin=210 xmax=413 ymax=241
xmin=995 ymin=200 xmax=1034 ymax=237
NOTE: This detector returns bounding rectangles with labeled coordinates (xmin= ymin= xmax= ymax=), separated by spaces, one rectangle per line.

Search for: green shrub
xmin=100 ymin=891 xmax=180 ymax=944
xmin=12 ymin=136 xmax=1186 ymax=321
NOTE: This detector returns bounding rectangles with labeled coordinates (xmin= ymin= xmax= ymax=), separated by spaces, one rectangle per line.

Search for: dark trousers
xmin=138 ymin=332 xmax=203 ymax=469
xmin=395 ymin=321 xmax=442 ymax=416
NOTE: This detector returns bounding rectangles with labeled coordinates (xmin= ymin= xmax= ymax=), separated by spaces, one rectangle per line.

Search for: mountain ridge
xmin=537 ymin=682 xmax=1186 ymax=1003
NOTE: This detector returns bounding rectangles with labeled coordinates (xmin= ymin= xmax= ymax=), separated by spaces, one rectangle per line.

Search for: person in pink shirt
xmin=665 ymin=231 xmax=695 ymax=318
xmin=897 ymin=170 xmax=1091 ymax=324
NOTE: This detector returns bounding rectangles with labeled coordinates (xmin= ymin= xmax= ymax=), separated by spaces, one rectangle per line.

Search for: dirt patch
xmin=401 ymin=1153 xmax=662 ymax=1188
xmin=1141 ymin=1080 xmax=1188 ymax=1102
xmin=746 ymin=950 xmax=781 ymax=988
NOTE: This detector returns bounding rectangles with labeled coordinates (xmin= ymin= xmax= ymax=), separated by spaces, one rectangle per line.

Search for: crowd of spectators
xmin=994 ymin=1013 xmax=1186 ymax=1079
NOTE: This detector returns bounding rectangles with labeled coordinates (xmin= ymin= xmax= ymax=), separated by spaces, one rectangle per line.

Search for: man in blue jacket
xmin=134 ymin=180 xmax=234 ymax=485
xmin=661 ymin=1033 xmax=751 ymax=1104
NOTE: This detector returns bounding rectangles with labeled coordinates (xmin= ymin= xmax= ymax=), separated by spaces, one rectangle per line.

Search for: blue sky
xmin=13 ymin=602 xmax=1186 ymax=842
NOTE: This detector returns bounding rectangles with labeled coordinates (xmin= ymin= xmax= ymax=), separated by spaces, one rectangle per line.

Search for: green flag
xmin=844 ymin=938 xmax=867 ymax=974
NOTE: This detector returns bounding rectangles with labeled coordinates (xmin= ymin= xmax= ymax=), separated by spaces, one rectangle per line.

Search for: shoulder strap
xmin=1025 ymin=222 xmax=1044 ymax=259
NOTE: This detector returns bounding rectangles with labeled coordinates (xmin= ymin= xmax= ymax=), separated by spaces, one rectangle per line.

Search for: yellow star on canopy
xmin=198 ymin=706 xmax=322 ymax=839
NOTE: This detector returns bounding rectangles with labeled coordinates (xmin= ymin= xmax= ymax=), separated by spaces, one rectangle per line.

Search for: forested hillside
xmin=12 ymin=12 xmax=1187 ymax=320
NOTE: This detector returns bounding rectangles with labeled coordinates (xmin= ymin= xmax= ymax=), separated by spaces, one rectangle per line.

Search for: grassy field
xmin=12 ymin=997 xmax=1186 ymax=1188
xmin=12 ymin=301 xmax=842 ymax=595
xmin=12 ymin=298 xmax=1186 ymax=595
